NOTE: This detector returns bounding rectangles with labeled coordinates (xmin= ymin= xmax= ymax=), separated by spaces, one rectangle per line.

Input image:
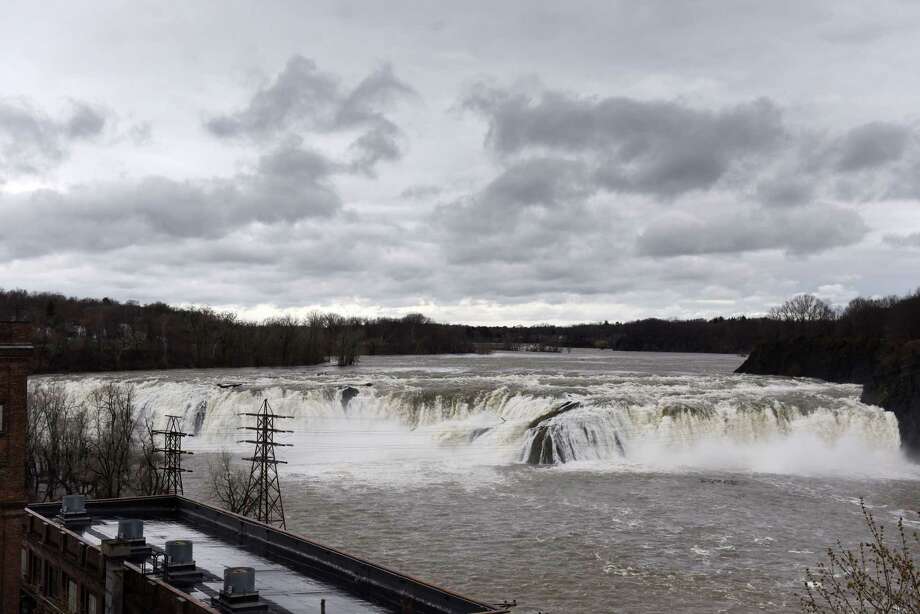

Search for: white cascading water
xmin=37 ymin=364 xmax=914 ymax=481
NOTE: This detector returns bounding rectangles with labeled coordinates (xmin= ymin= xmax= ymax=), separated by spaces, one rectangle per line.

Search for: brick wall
xmin=0 ymin=322 xmax=32 ymax=614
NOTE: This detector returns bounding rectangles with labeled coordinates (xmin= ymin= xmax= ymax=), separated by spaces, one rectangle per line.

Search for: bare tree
xmin=800 ymin=500 xmax=920 ymax=612
xmin=27 ymin=382 xmax=185 ymax=500
xmin=27 ymin=383 xmax=92 ymax=500
xmin=206 ymin=451 xmax=252 ymax=514
xmin=89 ymin=383 xmax=140 ymax=499
xmin=134 ymin=416 xmax=165 ymax=496
xmin=769 ymin=294 xmax=837 ymax=323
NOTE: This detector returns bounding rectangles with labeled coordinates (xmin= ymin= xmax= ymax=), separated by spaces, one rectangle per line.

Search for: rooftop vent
xmin=104 ymin=518 xmax=151 ymax=562
xmin=117 ymin=519 xmax=144 ymax=541
xmin=225 ymin=567 xmax=256 ymax=595
xmin=62 ymin=494 xmax=86 ymax=515
xmin=166 ymin=540 xmax=193 ymax=565
xmin=55 ymin=494 xmax=92 ymax=529
xmin=212 ymin=567 xmax=268 ymax=613
xmin=163 ymin=540 xmax=203 ymax=588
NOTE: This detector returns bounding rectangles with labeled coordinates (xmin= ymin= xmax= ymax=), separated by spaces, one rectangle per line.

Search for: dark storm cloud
xmin=0 ymin=139 xmax=340 ymax=258
xmin=205 ymin=56 xmax=414 ymax=174
xmin=439 ymin=80 xmax=920 ymax=278
xmin=833 ymin=122 xmax=911 ymax=172
xmin=637 ymin=205 xmax=868 ymax=257
xmin=463 ymin=83 xmax=920 ymax=211
xmin=0 ymin=98 xmax=108 ymax=176
xmin=464 ymin=87 xmax=785 ymax=196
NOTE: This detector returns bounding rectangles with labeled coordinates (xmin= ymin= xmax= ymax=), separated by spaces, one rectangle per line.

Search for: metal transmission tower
xmin=153 ymin=415 xmax=193 ymax=495
xmin=240 ymin=400 xmax=293 ymax=528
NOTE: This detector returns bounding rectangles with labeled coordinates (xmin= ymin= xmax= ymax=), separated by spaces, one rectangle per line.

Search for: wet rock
xmin=526 ymin=400 xmax=581 ymax=430
xmin=526 ymin=425 xmax=556 ymax=464
xmin=523 ymin=400 xmax=581 ymax=464
xmin=341 ymin=386 xmax=360 ymax=410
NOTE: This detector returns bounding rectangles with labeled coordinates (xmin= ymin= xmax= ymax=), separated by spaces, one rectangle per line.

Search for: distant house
xmin=64 ymin=322 xmax=87 ymax=338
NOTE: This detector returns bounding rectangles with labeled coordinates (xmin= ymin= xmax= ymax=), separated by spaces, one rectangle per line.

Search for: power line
xmin=153 ymin=414 xmax=193 ymax=495
xmin=239 ymin=399 xmax=292 ymax=529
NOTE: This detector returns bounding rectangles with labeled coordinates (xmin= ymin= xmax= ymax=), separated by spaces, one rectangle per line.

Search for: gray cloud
xmin=464 ymin=84 xmax=920 ymax=211
xmin=3 ymin=2 xmax=920 ymax=322
xmin=434 ymin=158 xmax=590 ymax=233
xmin=755 ymin=176 xmax=815 ymax=207
xmin=400 ymin=184 xmax=442 ymax=200
xmin=465 ymin=87 xmax=785 ymax=196
xmin=883 ymin=232 xmax=920 ymax=248
xmin=432 ymin=158 xmax=605 ymax=265
xmin=833 ymin=121 xmax=911 ymax=172
xmin=65 ymin=102 xmax=107 ymax=139
xmin=348 ymin=120 xmax=402 ymax=175
xmin=205 ymin=56 xmax=339 ymax=138
xmin=637 ymin=205 xmax=868 ymax=257
xmin=0 ymin=138 xmax=339 ymax=258
xmin=0 ymin=98 xmax=107 ymax=176
xmin=206 ymin=56 xmax=413 ymax=175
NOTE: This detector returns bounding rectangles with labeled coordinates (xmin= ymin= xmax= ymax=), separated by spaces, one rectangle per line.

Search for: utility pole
xmin=153 ymin=415 xmax=193 ymax=495
xmin=239 ymin=400 xmax=292 ymax=528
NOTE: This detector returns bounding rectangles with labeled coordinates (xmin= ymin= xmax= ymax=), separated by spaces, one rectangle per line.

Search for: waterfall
xmin=33 ymin=367 xmax=911 ymax=479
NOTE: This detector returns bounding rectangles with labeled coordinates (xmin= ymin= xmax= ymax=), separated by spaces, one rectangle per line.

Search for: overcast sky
xmin=2 ymin=1 xmax=919 ymax=324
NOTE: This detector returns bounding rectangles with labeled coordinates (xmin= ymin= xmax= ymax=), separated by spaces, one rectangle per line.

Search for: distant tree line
xmin=2 ymin=287 xmax=918 ymax=374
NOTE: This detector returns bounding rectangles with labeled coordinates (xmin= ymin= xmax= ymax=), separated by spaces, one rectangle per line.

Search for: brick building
xmin=23 ymin=496 xmax=509 ymax=614
xmin=1 ymin=321 xmax=33 ymax=614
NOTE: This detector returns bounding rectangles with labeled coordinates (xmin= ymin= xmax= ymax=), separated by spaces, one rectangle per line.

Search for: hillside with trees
xmin=2 ymin=287 xmax=918 ymax=376
xmin=738 ymin=290 xmax=920 ymax=457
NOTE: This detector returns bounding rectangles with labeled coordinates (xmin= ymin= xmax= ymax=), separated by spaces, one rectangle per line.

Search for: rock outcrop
xmin=524 ymin=400 xmax=581 ymax=465
xmin=736 ymin=336 xmax=920 ymax=458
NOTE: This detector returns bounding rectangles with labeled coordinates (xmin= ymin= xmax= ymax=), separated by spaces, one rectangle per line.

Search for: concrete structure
xmin=0 ymin=321 xmax=32 ymax=614
xmin=23 ymin=495 xmax=510 ymax=614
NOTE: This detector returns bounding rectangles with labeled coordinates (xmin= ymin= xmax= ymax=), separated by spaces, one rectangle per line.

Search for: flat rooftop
xmin=82 ymin=517 xmax=387 ymax=613
xmin=27 ymin=496 xmax=506 ymax=614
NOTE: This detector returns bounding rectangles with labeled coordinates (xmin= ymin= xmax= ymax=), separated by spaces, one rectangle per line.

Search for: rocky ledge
xmin=736 ymin=336 xmax=920 ymax=459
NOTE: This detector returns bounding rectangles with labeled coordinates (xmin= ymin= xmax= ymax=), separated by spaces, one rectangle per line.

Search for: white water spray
xmin=36 ymin=361 xmax=915 ymax=481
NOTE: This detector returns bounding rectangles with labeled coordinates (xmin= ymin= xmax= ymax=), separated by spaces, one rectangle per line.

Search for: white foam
xmin=33 ymin=366 xmax=919 ymax=483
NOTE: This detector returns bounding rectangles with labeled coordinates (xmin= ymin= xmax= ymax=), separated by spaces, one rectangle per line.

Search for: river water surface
xmin=39 ymin=350 xmax=920 ymax=613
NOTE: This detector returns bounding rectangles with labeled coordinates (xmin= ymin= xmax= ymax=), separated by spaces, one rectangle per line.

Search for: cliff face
xmin=861 ymin=342 xmax=920 ymax=455
xmin=736 ymin=337 xmax=920 ymax=459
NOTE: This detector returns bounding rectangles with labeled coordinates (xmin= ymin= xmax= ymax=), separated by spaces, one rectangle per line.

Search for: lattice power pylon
xmin=153 ymin=414 xmax=193 ymax=495
xmin=239 ymin=400 xmax=292 ymax=528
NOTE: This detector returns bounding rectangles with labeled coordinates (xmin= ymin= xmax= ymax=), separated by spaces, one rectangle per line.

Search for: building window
xmin=82 ymin=592 xmax=98 ymax=614
xmin=20 ymin=549 xmax=27 ymax=578
xmin=0 ymin=402 xmax=5 ymax=433
xmin=67 ymin=579 xmax=78 ymax=613
xmin=44 ymin=560 xmax=59 ymax=598
xmin=29 ymin=552 xmax=41 ymax=586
